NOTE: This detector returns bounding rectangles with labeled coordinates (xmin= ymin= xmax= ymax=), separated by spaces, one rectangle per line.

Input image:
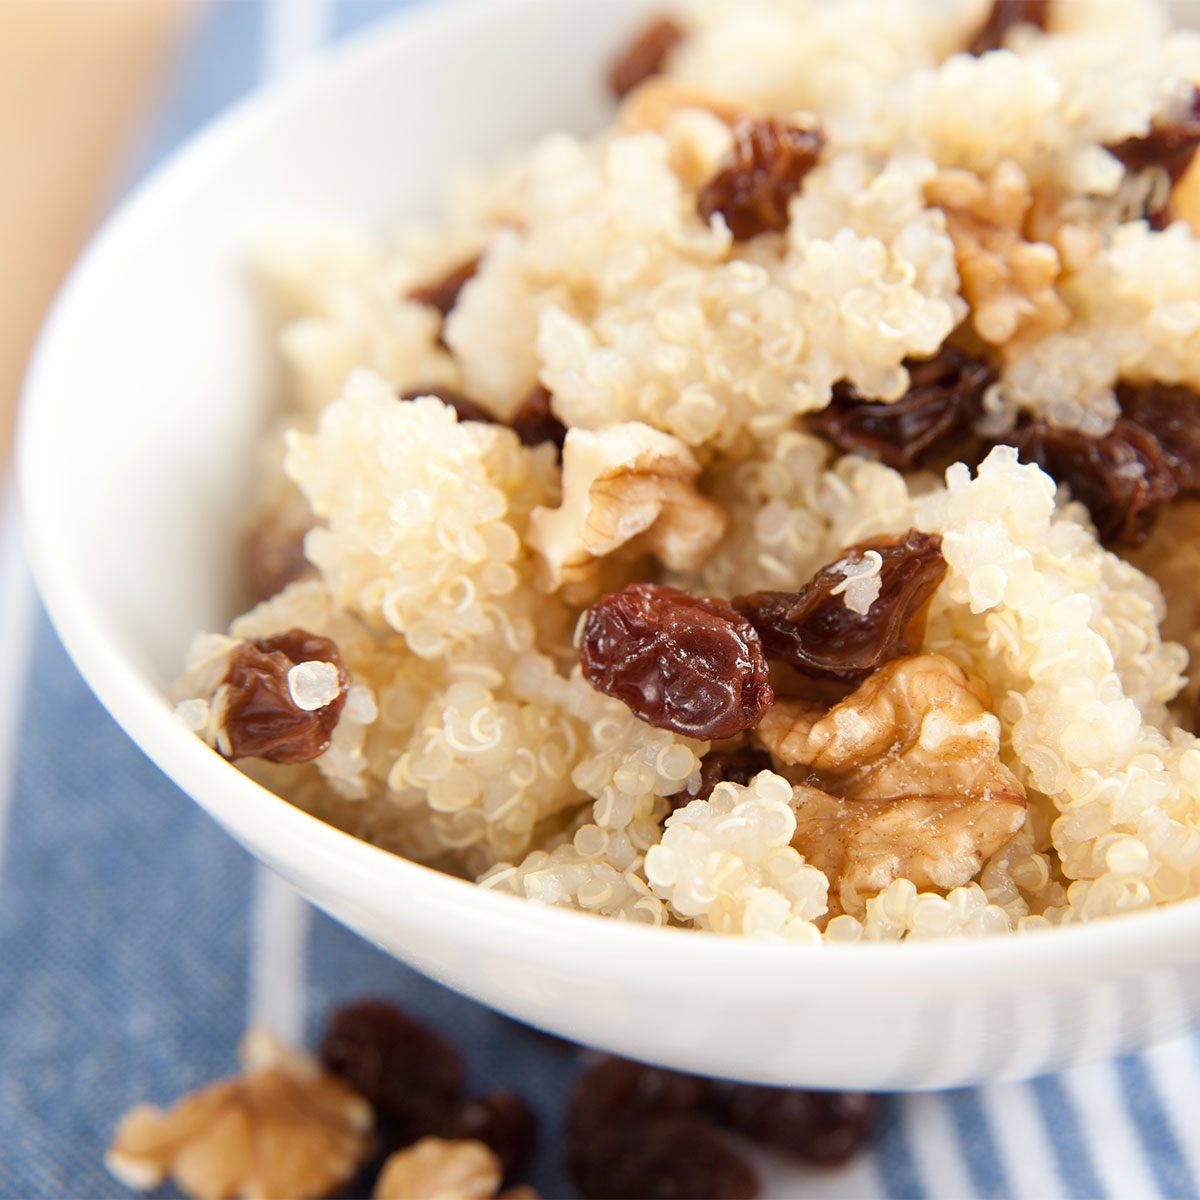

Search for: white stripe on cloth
xmin=1141 ymin=971 xmax=1200 ymax=1189
xmin=243 ymin=0 xmax=332 ymax=1039
xmin=0 ymin=482 xmax=38 ymax=883
xmin=978 ymin=1081 xmax=1067 ymax=1200
xmin=903 ymin=1093 xmax=978 ymax=1199
xmin=1062 ymin=1059 xmax=1161 ymax=1199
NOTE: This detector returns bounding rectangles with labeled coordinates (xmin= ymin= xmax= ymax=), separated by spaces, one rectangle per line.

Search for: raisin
xmin=569 ymin=1113 xmax=758 ymax=1200
xmin=608 ymin=16 xmax=686 ymax=100
xmin=733 ymin=530 xmax=947 ymax=682
xmin=1118 ymin=381 xmax=1200 ymax=493
xmin=673 ymin=747 xmax=775 ymax=808
xmin=579 ymin=583 xmax=773 ymax=740
xmin=222 ymin=630 xmax=348 ymax=763
xmin=407 ymin=256 xmax=480 ymax=319
xmin=319 ymin=1000 xmax=463 ymax=1146
xmin=567 ymin=1058 xmax=754 ymax=1200
xmin=240 ymin=509 xmax=315 ymax=604
xmin=398 ymin=385 xmax=495 ymax=425
xmin=717 ymin=1086 xmax=876 ymax=1167
xmin=809 ymin=348 xmax=995 ymax=470
xmin=968 ymin=0 xmax=1050 ymax=56
xmin=510 ymin=385 xmax=568 ymax=452
xmin=442 ymin=1090 xmax=537 ymax=1179
xmin=1006 ymin=418 xmax=1180 ymax=545
xmin=697 ymin=118 xmax=823 ymax=241
xmin=1105 ymin=87 xmax=1200 ymax=227
xmin=569 ymin=1057 xmax=713 ymax=1132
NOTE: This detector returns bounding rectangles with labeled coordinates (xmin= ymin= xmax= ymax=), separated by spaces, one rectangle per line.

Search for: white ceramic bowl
xmin=19 ymin=0 xmax=1200 ymax=1091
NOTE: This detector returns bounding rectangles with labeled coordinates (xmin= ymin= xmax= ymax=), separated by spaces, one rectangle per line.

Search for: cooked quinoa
xmin=175 ymin=0 xmax=1200 ymax=941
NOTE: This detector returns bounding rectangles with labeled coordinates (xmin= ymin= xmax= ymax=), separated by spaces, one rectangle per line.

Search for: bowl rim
xmin=17 ymin=0 xmax=1200 ymax=991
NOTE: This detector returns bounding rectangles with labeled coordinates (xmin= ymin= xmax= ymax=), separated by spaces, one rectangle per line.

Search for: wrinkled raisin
xmin=674 ymin=747 xmax=775 ymax=808
xmin=733 ymin=531 xmax=947 ymax=682
xmin=567 ymin=1058 xmax=754 ymax=1200
xmin=407 ymin=256 xmax=480 ymax=318
xmin=511 ymin=385 xmax=568 ymax=452
xmin=717 ymin=1086 xmax=876 ymax=1167
xmin=1118 ymin=382 xmax=1200 ymax=494
xmin=222 ymin=630 xmax=348 ymax=763
xmin=1006 ymin=418 xmax=1179 ymax=545
xmin=399 ymin=385 xmax=495 ymax=425
xmin=968 ymin=0 xmax=1050 ymax=56
xmin=442 ymin=1090 xmax=537 ymax=1179
xmin=319 ymin=1000 xmax=463 ymax=1145
xmin=809 ymin=348 xmax=995 ymax=470
xmin=569 ymin=1113 xmax=759 ymax=1200
xmin=698 ymin=119 xmax=823 ymax=241
xmin=580 ymin=583 xmax=773 ymax=740
xmin=240 ymin=509 xmax=315 ymax=604
xmin=1105 ymin=87 xmax=1200 ymax=227
xmin=608 ymin=16 xmax=686 ymax=99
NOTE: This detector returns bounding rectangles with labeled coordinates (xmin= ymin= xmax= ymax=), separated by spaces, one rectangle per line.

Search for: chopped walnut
xmin=373 ymin=1137 xmax=503 ymax=1200
xmin=105 ymin=1027 xmax=373 ymax=1200
xmin=607 ymin=16 xmax=686 ymax=100
xmin=527 ymin=422 xmax=726 ymax=598
xmin=618 ymin=77 xmax=753 ymax=135
xmin=756 ymin=655 xmax=1026 ymax=916
xmin=926 ymin=161 xmax=1070 ymax=362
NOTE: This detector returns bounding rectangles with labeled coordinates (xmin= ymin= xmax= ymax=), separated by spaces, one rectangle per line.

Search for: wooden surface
xmin=0 ymin=0 xmax=200 ymax=473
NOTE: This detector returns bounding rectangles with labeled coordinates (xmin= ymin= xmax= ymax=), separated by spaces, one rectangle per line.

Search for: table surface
xmin=4 ymin=2 xmax=1200 ymax=1197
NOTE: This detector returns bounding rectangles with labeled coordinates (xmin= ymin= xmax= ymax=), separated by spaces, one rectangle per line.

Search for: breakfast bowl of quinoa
xmin=19 ymin=0 xmax=1200 ymax=1088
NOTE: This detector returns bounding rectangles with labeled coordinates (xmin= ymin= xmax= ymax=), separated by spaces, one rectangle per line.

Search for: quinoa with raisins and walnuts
xmin=175 ymin=0 xmax=1200 ymax=941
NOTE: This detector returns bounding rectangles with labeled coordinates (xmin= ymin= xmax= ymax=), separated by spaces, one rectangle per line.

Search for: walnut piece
xmin=756 ymin=655 xmax=1026 ymax=916
xmin=373 ymin=1137 xmax=503 ymax=1200
xmin=105 ymin=1027 xmax=373 ymax=1200
xmin=926 ymin=161 xmax=1070 ymax=362
xmin=618 ymin=77 xmax=754 ymax=134
xmin=527 ymin=422 xmax=726 ymax=599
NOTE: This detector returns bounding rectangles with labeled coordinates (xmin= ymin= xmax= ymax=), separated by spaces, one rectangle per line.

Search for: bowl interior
xmin=18 ymin=0 xmax=1200 ymax=1089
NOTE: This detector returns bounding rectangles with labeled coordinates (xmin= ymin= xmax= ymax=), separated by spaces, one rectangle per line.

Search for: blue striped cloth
xmin=3 ymin=3 xmax=1200 ymax=1197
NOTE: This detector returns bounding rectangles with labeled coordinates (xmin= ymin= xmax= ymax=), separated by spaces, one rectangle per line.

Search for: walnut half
xmin=105 ymin=1027 xmax=373 ymax=1200
xmin=373 ymin=1137 xmax=538 ymax=1200
xmin=527 ymin=422 xmax=726 ymax=601
xmin=756 ymin=654 xmax=1026 ymax=916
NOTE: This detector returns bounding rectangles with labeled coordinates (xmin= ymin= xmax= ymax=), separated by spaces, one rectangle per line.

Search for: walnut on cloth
xmin=373 ymin=1137 xmax=538 ymax=1200
xmin=926 ymin=161 xmax=1071 ymax=362
xmin=756 ymin=654 xmax=1027 ymax=917
xmin=104 ymin=1027 xmax=373 ymax=1200
xmin=527 ymin=421 xmax=726 ymax=601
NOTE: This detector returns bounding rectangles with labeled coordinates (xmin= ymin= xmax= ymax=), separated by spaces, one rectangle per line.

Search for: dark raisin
xmin=1118 ymin=381 xmax=1200 ymax=494
xmin=673 ymin=747 xmax=775 ymax=808
xmin=968 ymin=0 xmax=1050 ymax=56
xmin=569 ymin=1113 xmax=759 ymax=1200
xmin=733 ymin=530 xmax=947 ymax=682
xmin=442 ymin=1090 xmax=537 ymax=1179
xmin=318 ymin=1000 xmax=463 ymax=1145
xmin=809 ymin=347 xmax=995 ymax=470
xmin=567 ymin=1058 xmax=753 ymax=1200
xmin=697 ymin=119 xmax=823 ymax=241
xmin=407 ymin=256 xmax=480 ymax=318
xmin=608 ymin=16 xmax=686 ymax=100
xmin=221 ymin=630 xmax=348 ymax=763
xmin=579 ymin=583 xmax=773 ymax=740
xmin=398 ymin=385 xmax=495 ymax=425
xmin=240 ymin=508 xmax=315 ymax=605
xmin=717 ymin=1086 xmax=876 ymax=1167
xmin=511 ymin=384 xmax=568 ymax=452
xmin=570 ymin=1057 xmax=713 ymax=1132
xmin=1006 ymin=418 xmax=1180 ymax=545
